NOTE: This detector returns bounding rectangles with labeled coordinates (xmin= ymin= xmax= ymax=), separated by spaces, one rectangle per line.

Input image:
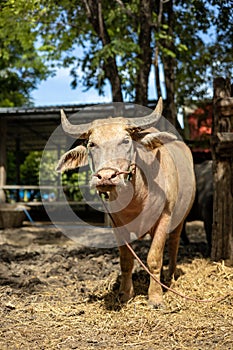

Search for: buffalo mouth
xmin=96 ymin=183 xmax=117 ymax=192
xmin=91 ymin=168 xmax=128 ymax=193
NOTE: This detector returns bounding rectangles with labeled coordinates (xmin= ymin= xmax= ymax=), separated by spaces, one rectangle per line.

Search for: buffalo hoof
xmin=148 ymin=300 xmax=166 ymax=310
xmin=119 ymin=290 xmax=134 ymax=303
xmin=148 ymin=294 xmax=166 ymax=310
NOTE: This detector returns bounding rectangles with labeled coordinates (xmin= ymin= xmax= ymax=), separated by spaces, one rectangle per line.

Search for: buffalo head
xmin=56 ymin=98 xmax=176 ymax=193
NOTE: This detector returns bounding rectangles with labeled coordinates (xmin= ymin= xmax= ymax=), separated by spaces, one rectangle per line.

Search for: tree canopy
xmin=1 ymin=0 xmax=232 ymax=121
xmin=0 ymin=0 xmax=50 ymax=106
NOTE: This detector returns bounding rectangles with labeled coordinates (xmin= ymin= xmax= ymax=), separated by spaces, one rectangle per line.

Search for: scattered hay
xmin=0 ymin=222 xmax=232 ymax=349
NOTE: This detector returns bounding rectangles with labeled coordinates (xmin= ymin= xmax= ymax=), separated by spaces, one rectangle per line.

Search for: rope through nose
xmin=115 ymin=170 xmax=131 ymax=176
xmin=93 ymin=168 xmax=132 ymax=178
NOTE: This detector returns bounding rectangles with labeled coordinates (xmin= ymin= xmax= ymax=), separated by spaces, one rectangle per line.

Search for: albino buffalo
xmin=56 ymin=99 xmax=195 ymax=308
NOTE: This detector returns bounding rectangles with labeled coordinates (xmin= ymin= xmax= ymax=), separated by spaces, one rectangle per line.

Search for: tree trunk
xmin=161 ymin=0 xmax=177 ymax=126
xmin=153 ymin=0 xmax=163 ymax=100
xmin=103 ymin=59 xmax=123 ymax=102
xmin=211 ymin=77 xmax=233 ymax=264
xmin=135 ymin=0 xmax=153 ymax=105
xmin=83 ymin=0 xmax=123 ymax=102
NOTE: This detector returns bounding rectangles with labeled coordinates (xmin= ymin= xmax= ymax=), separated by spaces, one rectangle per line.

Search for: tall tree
xmin=81 ymin=0 xmax=123 ymax=102
xmin=1 ymin=0 xmax=232 ymax=119
xmin=134 ymin=0 xmax=153 ymax=105
xmin=161 ymin=0 xmax=177 ymax=125
xmin=0 ymin=0 xmax=49 ymax=106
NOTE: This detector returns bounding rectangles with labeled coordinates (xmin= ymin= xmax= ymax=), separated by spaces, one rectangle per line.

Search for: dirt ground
xmin=0 ymin=221 xmax=232 ymax=350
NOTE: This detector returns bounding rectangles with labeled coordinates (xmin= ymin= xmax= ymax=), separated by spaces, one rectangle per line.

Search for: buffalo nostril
xmin=95 ymin=169 xmax=118 ymax=181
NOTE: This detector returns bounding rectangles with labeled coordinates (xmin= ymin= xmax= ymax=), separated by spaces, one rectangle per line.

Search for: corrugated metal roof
xmin=0 ymin=102 xmax=157 ymax=151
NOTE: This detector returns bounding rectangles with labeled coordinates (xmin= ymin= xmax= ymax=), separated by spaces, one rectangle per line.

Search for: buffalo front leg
xmin=147 ymin=213 xmax=170 ymax=308
xmin=118 ymin=245 xmax=134 ymax=302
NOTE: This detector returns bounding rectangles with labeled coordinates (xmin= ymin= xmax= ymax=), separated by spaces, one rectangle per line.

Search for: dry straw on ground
xmin=0 ymin=222 xmax=232 ymax=349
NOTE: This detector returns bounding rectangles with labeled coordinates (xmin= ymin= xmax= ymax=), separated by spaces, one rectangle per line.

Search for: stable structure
xmin=0 ymin=102 xmax=157 ymax=204
xmin=212 ymin=77 xmax=233 ymax=263
xmin=0 ymin=105 xmax=82 ymax=202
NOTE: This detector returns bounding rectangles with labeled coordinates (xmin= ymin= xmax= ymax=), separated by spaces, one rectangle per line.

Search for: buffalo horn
xmin=60 ymin=109 xmax=91 ymax=138
xmin=60 ymin=97 xmax=163 ymax=137
xmin=128 ymin=97 xmax=163 ymax=128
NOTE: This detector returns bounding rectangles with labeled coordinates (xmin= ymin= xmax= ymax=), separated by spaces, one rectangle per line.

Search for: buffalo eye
xmin=88 ymin=141 xmax=96 ymax=148
xmin=122 ymin=138 xmax=130 ymax=145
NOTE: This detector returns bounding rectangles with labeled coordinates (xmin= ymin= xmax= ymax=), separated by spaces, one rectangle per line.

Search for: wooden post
xmin=212 ymin=78 xmax=233 ymax=264
xmin=57 ymin=145 xmax=61 ymax=201
xmin=16 ymin=137 xmax=21 ymax=202
xmin=0 ymin=118 xmax=7 ymax=202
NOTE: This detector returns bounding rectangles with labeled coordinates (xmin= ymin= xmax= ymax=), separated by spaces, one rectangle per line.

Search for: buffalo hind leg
xmin=119 ymin=245 xmax=134 ymax=302
xmin=147 ymin=213 xmax=170 ymax=308
xmin=168 ymin=221 xmax=183 ymax=282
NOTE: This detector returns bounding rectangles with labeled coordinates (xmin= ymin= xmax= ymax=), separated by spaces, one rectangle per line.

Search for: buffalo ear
xmin=140 ymin=131 xmax=177 ymax=150
xmin=55 ymin=145 xmax=88 ymax=173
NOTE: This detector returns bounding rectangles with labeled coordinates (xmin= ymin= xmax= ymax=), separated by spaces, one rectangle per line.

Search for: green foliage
xmin=6 ymin=151 xmax=18 ymax=184
xmin=0 ymin=0 xmax=50 ymax=106
xmin=61 ymin=169 xmax=97 ymax=202
xmin=19 ymin=150 xmax=95 ymax=202
xmin=20 ymin=151 xmax=43 ymax=185
xmin=30 ymin=0 xmax=232 ymax=102
xmin=61 ymin=171 xmax=83 ymax=202
xmin=174 ymin=0 xmax=233 ymax=104
xmin=39 ymin=151 xmax=58 ymax=185
xmin=1 ymin=0 xmax=232 ymax=106
xmin=20 ymin=151 xmax=57 ymax=185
